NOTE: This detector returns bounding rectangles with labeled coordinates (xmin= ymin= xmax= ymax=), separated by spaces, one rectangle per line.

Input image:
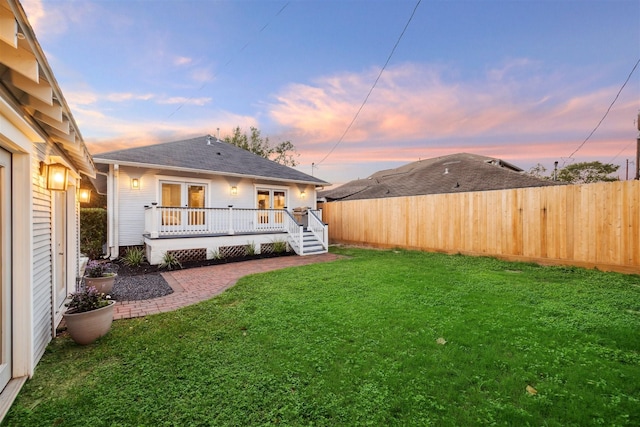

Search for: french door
xmin=0 ymin=148 xmax=12 ymax=391
xmin=161 ymin=182 xmax=207 ymax=230
xmin=256 ymin=188 xmax=286 ymax=227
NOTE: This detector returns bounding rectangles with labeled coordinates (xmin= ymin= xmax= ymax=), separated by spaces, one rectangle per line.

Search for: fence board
xmin=324 ymin=181 xmax=640 ymax=274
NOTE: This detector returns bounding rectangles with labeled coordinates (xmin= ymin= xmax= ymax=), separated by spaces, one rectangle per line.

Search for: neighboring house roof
xmin=93 ymin=135 xmax=329 ymax=187
xmin=0 ymin=0 xmax=96 ymax=178
xmin=319 ymin=153 xmax=560 ymax=201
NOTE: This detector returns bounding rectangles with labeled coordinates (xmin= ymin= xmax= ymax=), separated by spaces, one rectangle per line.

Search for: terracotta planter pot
xmin=63 ymin=301 xmax=115 ymax=345
xmin=84 ymin=274 xmax=117 ymax=294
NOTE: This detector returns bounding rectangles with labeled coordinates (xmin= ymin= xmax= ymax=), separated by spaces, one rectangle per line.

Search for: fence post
xmin=228 ymin=205 xmax=234 ymax=235
xmin=150 ymin=203 xmax=159 ymax=238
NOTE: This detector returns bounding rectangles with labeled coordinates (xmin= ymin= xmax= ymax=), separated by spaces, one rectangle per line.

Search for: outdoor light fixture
xmin=41 ymin=162 xmax=69 ymax=191
xmin=79 ymin=188 xmax=91 ymax=203
xmin=131 ymin=178 xmax=140 ymax=189
xmin=300 ymin=190 xmax=306 ymax=198
xmin=230 ymin=186 xmax=238 ymax=196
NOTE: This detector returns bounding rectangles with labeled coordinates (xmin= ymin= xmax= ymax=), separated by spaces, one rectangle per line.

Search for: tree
xmin=557 ymin=161 xmax=620 ymax=184
xmin=224 ymin=126 xmax=299 ymax=166
xmin=527 ymin=163 xmax=550 ymax=180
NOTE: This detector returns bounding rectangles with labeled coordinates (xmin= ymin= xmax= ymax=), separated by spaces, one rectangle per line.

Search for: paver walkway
xmin=113 ymin=253 xmax=342 ymax=320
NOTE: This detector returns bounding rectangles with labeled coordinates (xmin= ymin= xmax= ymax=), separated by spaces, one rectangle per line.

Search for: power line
xmin=164 ymin=2 xmax=290 ymax=121
xmin=611 ymin=114 xmax=640 ymax=163
xmin=609 ymin=140 xmax=635 ymax=163
xmin=315 ymin=0 xmax=422 ymax=166
xmin=563 ymin=58 xmax=640 ymax=166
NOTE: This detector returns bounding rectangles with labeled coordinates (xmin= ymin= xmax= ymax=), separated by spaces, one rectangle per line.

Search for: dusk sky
xmin=23 ymin=0 xmax=640 ymax=185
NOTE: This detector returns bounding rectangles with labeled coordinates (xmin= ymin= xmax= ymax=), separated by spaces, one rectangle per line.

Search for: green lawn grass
xmin=5 ymin=248 xmax=640 ymax=426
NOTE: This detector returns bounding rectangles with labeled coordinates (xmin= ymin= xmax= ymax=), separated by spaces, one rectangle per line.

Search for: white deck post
xmin=323 ymin=224 xmax=328 ymax=248
xmin=299 ymin=225 xmax=304 ymax=255
xmin=150 ymin=203 xmax=159 ymax=238
xmin=228 ymin=205 xmax=234 ymax=235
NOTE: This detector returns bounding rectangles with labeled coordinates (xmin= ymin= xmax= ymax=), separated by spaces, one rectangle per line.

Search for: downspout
xmin=104 ymin=165 xmax=113 ymax=259
xmin=106 ymin=164 xmax=120 ymax=259
xmin=112 ymin=164 xmax=119 ymax=259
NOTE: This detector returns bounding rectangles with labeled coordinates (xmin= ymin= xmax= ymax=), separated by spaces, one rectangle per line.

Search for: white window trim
xmin=156 ymin=176 xmax=210 ymax=207
xmin=254 ymin=184 xmax=289 ymax=209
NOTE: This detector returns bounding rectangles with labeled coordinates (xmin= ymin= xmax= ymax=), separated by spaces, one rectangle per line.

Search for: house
xmin=0 ymin=0 xmax=97 ymax=417
xmin=92 ymin=136 xmax=330 ymax=264
xmin=319 ymin=153 xmax=560 ymax=202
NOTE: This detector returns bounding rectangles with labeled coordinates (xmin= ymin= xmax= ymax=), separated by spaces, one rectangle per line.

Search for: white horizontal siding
xmin=31 ymin=147 xmax=52 ymax=367
xmin=74 ymin=195 xmax=80 ymax=284
xmin=116 ymin=167 xmax=318 ymax=248
xmin=118 ymin=168 xmax=156 ymax=247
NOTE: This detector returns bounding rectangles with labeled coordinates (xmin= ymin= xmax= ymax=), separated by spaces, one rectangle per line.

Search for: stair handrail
xmin=307 ymin=209 xmax=328 ymax=251
xmin=283 ymin=209 xmax=304 ymax=255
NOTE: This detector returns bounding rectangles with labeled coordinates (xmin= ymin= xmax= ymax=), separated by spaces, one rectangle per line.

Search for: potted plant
xmin=84 ymin=260 xmax=118 ymax=293
xmin=63 ymin=286 xmax=115 ymax=345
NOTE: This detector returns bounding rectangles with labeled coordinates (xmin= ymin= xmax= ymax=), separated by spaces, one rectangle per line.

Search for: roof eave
xmin=5 ymin=0 xmax=96 ymax=178
xmin=92 ymin=158 xmax=329 ymax=186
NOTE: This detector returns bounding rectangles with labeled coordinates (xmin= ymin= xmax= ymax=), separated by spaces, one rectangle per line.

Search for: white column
xmin=228 ymin=205 xmax=234 ymax=235
xmin=150 ymin=203 xmax=159 ymax=238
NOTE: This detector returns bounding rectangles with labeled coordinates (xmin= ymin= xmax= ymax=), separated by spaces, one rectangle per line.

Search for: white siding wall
xmin=116 ymin=166 xmax=318 ymax=248
xmin=117 ymin=168 xmax=156 ymax=246
xmin=31 ymin=145 xmax=53 ymax=366
xmin=73 ymin=190 xmax=80 ymax=281
xmin=29 ymin=142 xmax=82 ymax=367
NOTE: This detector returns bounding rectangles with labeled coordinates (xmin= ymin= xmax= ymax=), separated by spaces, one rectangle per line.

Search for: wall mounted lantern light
xmin=131 ymin=178 xmax=140 ymax=189
xmin=40 ymin=162 xmax=69 ymax=191
xmin=230 ymin=186 xmax=238 ymax=196
xmin=300 ymin=190 xmax=306 ymax=199
xmin=79 ymin=188 xmax=91 ymax=203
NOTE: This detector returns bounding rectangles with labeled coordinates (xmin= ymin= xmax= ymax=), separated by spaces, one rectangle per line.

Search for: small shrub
xmin=159 ymin=252 xmax=182 ymax=271
xmin=245 ymin=241 xmax=256 ymax=256
xmin=272 ymin=239 xmax=288 ymax=254
xmin=209 ymin=248 xmax=223 ymax=260
xmin=85 ymin=260 xmax=117 ymax=278
xmin=80 ymin=208 xmax=107 ymax=259
xmin=122 ymin=247 xmax=145 ymax=267
xmin=66 ymin=286 xmax=111 ymax=313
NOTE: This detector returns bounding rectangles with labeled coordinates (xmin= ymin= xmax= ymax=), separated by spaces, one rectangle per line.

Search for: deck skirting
xmin=143 ymin=232 xmax=290 ymax=265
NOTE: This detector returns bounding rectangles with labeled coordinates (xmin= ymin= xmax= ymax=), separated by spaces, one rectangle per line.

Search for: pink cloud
xmin=269 ymin=62 xmax=637 ymax=175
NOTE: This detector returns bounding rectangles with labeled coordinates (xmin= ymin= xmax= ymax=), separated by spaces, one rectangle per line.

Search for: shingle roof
xmin=93 ymin=135 xmax=328 ymax=185
xmin=319 ymin=153 xmax=560 ymax=201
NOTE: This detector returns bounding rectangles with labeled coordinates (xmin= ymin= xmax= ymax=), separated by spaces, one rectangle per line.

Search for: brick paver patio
xmin=113 ymin=253 xmax=342 ymax=320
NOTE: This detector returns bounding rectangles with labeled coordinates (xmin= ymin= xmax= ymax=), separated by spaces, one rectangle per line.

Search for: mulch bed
xmin=114 ymin=251 xmax=295 ymax=277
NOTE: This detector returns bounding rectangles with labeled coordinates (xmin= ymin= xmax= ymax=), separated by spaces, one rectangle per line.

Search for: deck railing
xmin=144 ymin=205 xmax=288 ymax=238
xmin=144 ymin=205 xmax=328 ymax=256
xmin=308 ymin=209 xmax=328 ymax=251
xmin=283 ymin=210 xmax=304 ymax=254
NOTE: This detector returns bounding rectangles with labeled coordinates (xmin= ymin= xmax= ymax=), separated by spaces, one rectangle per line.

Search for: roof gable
xmin=93 ymin=135 xmax=328 ymax=185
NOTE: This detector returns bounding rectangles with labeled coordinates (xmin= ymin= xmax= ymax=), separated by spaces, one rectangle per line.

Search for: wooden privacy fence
xmin=323 ymin=180 xmax=640 ymax=274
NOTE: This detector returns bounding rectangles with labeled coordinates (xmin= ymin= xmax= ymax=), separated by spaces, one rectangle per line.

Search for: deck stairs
xmin=286 ymin=227 xmax=328 ymax=256
xmin=300 ymin=230 xmax=327 ymax=255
